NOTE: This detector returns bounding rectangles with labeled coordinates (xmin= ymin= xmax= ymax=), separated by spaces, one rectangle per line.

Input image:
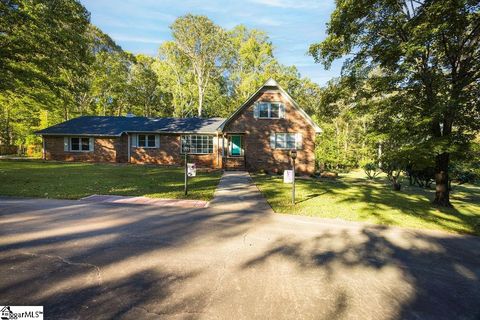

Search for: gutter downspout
xmin=216 ymin=132 xmax=219 ymax=169
xmin=127 ymin=133 xmax=131 ymax=163
xmin=222 ymin=133 xmax=225 ymax=170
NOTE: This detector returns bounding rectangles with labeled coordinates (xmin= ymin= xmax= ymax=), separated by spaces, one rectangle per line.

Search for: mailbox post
xmin=183 ymin=144 xmax=190 ymax=196
xmin=290 ymin=149 xmax=297 ymax=205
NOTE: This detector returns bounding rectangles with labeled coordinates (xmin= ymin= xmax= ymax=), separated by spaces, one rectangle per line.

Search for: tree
xmin=130 ymin=54 xmax=170 ymax=117
xmin=310 ymin=0 xmax=480 ymax=206
xmin=90 ymin=50 xmax=133 ymax=116
xmin=313 ymin=78 xmax=374 ymax=170
xmin=0 ymin=0 xmax=91 ymax=95
xmin=169 ymin=14 xmax=231 ymax=117
xmin=227 ymin=25 xmax=276 ymax=105
xmin=156 ymin=41 xmax=198 ymax=117
xmin=0 ymin=0 xmax=91 ymax=145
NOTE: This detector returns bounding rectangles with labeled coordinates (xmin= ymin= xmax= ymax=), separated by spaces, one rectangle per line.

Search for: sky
xmin=80 ymin=0 xmax=344 ymax=86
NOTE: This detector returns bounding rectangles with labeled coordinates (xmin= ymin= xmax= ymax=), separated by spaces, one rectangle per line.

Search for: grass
xmin=0 ymin=160 xmax=222 ymax=201
xmin=252 ymin=170 xmax=480 ymax=236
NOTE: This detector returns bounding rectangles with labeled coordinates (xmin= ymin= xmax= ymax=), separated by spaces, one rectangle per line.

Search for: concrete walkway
xmin=0 ymin=174 xmax=479 ymax=319
xmin=210 ymin=171 xmax=274 ymax=214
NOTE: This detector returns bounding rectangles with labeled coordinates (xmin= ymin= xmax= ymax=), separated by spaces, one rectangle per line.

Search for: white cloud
xmin=256 ymin=17 xmax=283 ymax=26
xmin=248 ymin=0 xmax=329 ymax=9
xmin=92 ymin=15 xmax=169 ymax=32
xmin=111 ymin=35 xmax=164 ymax=44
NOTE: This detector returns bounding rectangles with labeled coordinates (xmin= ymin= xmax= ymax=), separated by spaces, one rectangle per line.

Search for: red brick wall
xmin=222 ymin=88 xmax=317 ymax=174
xmin=130 ymin=135 xmax=180 ymax=165
xmin=44 ymin=135 xmax=128 ymax=163
xmin=130 ymin=134 xmax=218 ymax=168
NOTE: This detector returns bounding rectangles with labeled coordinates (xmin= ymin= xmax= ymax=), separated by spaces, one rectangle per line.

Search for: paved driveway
xmin=1 ymin=172 xmax=479 ymax=319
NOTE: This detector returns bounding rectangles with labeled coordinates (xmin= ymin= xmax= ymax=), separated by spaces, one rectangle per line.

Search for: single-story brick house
xmin=36 ymin=79 xmax=321 ymax=174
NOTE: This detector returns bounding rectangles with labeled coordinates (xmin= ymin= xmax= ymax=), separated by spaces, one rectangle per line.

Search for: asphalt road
xmin=1 ymin=172 xmax=479 ymax=319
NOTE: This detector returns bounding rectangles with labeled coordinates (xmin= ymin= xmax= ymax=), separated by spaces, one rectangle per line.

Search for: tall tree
xmin=228 ymin=25 xmax=275 ymax=105
xmin=170 ymin=14 xmax=231 ymax=117
xmin=156 ymin=41 xmax=197 ymax=117
xmin=310 ymin=0 xmax=480 ymax=206
xmin=0 ymin=0 xmax=91 ymax=145
xmin=90 ymin=50 xmax=133 ymax=116
xmin=314 ymin=78 xmax=373 ymax=170
xmin=130 ymin=54 xmax=170 ymax=117
xmin=0 ymin=0 xmax=91 ymax=95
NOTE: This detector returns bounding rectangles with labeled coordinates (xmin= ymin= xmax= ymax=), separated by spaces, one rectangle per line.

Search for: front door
xmin=230 ymin=135 xmax=242 ymax=156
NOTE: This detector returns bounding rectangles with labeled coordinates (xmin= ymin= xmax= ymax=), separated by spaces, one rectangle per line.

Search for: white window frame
xmin=181 ymin=135 xmax=214 ymax=154
xmin=70 ymin=137 xmax=92 ymax=152
xmin=275 ymin=133 xmax=297 ymax=149
xmin=258 ymin=102 xmax=282 ymax=119
xmin=137 ymin=134 xmax=157 ymax=148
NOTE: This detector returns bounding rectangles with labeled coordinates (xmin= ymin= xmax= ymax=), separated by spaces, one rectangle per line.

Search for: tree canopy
xmin=0 ymin=6 xmax=323 ymax=151
xmin=310 ymin=0 xmax=480 ymax=206
xmin=2 ymin=0 xmax=478 ymax=206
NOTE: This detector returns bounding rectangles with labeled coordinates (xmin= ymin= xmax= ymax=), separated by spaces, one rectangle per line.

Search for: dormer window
xmin=255 ymin=102 xmax=284 ymax=119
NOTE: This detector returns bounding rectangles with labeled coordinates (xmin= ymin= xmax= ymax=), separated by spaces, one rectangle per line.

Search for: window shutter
xmin=279 ymin=104 xmax=286 ymax=118
xmin=295 ymin=133 xmax=303 ymax=149
xmin=64 ymin=137 xmax=69 ymax=151
xmin=131 ymin=134 xmax=137 ymax=147
xmin=155 ymin=135 xmax=160 ymax=148
xmin=253 ymin=103 xmax=259 ymax=118
xmin=89 ymin=138 xmax=94 ymax=151
xmin=270 ymin=133 xmax=276 ymax=149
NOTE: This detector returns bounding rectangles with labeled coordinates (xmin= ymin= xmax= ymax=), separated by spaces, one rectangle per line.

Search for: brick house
xmin=36 ymin=79 xmax=321 ymax=174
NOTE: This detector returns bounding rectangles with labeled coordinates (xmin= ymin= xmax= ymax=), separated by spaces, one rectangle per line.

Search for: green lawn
xmin=0 ymin=160 xmax=222 ymax=200
xmin=253 ymin=171 xmax=480 ymax=236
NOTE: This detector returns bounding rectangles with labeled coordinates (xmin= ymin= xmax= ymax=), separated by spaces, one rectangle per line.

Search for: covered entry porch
xmin=219 ymin=133 xmax=246 ymax=171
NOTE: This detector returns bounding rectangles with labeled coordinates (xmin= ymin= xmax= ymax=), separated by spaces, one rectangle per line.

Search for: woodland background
xmin=1 ymin=0 xmax=479 ymax=206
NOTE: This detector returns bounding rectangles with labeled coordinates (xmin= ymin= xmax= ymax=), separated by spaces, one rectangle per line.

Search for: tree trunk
xmin=5 ymin=105 xmax=11 ymax=146
xmin=198 ymin=84 xmax=203 ymax=118
xmin=344 ymin=122 xmax=349 ymax=163
xmin=433 ymin=152 xmax=452 ymax=207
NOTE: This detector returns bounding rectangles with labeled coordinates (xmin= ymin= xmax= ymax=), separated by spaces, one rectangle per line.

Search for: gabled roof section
xmin=36 ymin=116 xmax=226 ymax=136
xmin=218 ymin=78 xmax=322 ymax=133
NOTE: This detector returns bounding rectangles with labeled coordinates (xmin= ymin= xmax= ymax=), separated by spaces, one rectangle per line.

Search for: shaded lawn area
xmin=0 ymin=160 xmax=222 ymax=200
xmin=252 ymin=171 xmax=480 ymax=236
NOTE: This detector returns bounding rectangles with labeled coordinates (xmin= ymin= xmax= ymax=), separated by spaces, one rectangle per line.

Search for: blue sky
xmin=80 ymin=0 xmax=344 ymax=86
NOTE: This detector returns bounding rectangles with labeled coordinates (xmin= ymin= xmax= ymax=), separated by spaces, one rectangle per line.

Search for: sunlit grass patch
xmin=252 ymin=171 xmax=480 ymax=236
xmin=0 ymin=160 xmax=221 ymax=201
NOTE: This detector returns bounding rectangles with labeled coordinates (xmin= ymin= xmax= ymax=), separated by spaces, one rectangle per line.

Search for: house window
xmin=275 ymin=133 xmax=296 ymax=149
xmin=259 ymin=103 xmax=269 ymax=118
xmin=270 ymin=103 xmax=280 ymax=118
xmin=70 ymin=137 xmax=91 ymax=151
xmin=258 ymin=102 xmax=282 ymax=119
xmin=182 ymin=135 xmax=213 ymax=154
xmin=138 ymin=134 xmax=156 ymax=148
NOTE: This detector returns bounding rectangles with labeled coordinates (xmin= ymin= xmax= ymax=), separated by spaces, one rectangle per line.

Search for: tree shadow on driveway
xmin=0 ymin=196 xmax=269 ymax=319
xmin=240 ymin=223 xmax=480 ymax=320
xmin=1 ymin=195 xmax=479 ymax=319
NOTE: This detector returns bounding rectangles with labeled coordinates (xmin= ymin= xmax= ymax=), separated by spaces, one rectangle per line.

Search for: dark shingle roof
xmin=36 ymin=116 xmax=226 ymax=136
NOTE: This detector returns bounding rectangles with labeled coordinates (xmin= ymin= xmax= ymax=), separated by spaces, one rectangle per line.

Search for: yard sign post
xmin=290 ymin=149 xmax=297 ymax=205
xmin=183 ymin=143 xmax=190 ymax=196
